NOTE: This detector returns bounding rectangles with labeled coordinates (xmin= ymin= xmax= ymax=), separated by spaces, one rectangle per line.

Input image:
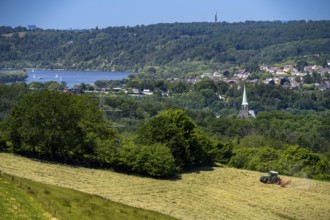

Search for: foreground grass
xmin=1 ymin=153 xmax=330 ymax=220
xmin=0 ymin=169 xmax=175 ymax=220
xmin=0 ymin=177 xmax=50 ymax=220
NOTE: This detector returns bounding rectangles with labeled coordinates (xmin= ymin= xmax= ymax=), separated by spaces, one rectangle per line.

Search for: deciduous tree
xmin=5 ymin=90 xmax=117 ymax=164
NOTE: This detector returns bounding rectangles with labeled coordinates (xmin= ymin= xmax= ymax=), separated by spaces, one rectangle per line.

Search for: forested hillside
xmin=1 ymin=21 xmax=330 ymax=71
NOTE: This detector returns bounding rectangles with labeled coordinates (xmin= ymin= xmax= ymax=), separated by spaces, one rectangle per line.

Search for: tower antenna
xmin=215 ymin=11 xmax=218 ymax=23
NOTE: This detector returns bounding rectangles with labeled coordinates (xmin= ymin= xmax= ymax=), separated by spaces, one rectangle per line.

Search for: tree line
xmin=0 ymin=71 xmax=28 ymax=83
xmin=0 ymin=82 xmax=329 ymax=180
xmin=0 ymin=21 xmax=329 ymax=71
xmin=0 ymin=90 xmax=220 ymax=177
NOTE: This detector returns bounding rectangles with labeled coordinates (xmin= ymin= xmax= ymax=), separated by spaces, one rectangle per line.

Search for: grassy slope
xmin=0 ymin=153 xmax=330 ymax=220
xmin=0 ymin=177 xmax=50 ymax=220
xmin=0 ymin=173 xmax=175 ymax=220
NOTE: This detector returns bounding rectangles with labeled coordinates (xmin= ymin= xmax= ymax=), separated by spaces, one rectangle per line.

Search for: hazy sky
xmin=1 ymin=0 xmax=330 ymax=29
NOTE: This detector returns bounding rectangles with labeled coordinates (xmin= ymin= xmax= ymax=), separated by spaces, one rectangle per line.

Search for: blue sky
xmin=1 ymin=0 xmax=330 ymax=29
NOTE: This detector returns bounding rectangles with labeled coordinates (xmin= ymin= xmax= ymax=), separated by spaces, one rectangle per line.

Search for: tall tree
xmin=5 ymin=90 xmax=117 ymax=164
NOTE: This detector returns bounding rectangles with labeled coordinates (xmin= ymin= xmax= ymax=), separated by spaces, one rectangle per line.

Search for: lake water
xmin=25 ymin=69 xmax=132 ymax=88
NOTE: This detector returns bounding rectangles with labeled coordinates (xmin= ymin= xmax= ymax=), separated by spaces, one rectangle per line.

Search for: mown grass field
xmin=1 ymin=153 xmax=330 ymax=220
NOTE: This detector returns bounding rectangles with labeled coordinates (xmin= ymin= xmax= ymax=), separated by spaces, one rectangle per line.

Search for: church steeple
xmin=241 ymin=86 xmax=249 ymax=117
xmin=242 ymin=86 xmax=248 ymax=106
xmin=238 ymin=85 xmax=253 ymax=118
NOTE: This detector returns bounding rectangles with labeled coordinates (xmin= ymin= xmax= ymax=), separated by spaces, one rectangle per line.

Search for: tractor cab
xmin=269 ymin=171 xmax=278 ymax=178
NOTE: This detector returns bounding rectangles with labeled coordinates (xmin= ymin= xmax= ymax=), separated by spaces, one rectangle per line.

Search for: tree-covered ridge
xmin=1 ymin=21 xmax=330 ymax=71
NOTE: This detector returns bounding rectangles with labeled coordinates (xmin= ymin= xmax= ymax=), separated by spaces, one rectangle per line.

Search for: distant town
xmin=196 ymin=62 xmax=330 ymax=90
xmin=96 ymin=62 xmax=330 ymax=97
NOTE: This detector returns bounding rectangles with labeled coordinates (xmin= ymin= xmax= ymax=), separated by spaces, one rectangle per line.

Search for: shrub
xmin=118 ymin=143 xmax=177 ymax=177
xmin=136 ymin=109 xmax=218 ymax=169
xmin=139 ymin=144 xmax=177 ymax=177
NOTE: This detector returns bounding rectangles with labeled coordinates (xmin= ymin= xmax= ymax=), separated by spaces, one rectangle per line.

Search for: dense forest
xmin=0 ymin=21 xmax=330 ymax=73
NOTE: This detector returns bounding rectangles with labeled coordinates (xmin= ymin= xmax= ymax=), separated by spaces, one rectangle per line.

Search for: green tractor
xmin=260 ymin=171 xmax=281 ymax=185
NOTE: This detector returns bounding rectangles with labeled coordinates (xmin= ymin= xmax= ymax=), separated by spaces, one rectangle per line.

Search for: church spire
xmin=242 ymin=86 xmax=248 ymax=106
xmin=238 ymin=85 xmax=255 ymax=118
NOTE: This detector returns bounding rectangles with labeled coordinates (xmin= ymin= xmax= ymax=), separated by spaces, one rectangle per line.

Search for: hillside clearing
xmin=0 ymin=153 xmax=330 ymax=220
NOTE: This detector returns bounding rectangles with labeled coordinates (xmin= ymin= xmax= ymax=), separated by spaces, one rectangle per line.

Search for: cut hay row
xmin=1 ymin=153 xmax=330 ymax=220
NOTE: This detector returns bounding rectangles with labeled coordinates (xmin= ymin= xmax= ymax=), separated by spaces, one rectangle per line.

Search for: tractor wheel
xmin=274 ymin=178 xmax=281 ymax=185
